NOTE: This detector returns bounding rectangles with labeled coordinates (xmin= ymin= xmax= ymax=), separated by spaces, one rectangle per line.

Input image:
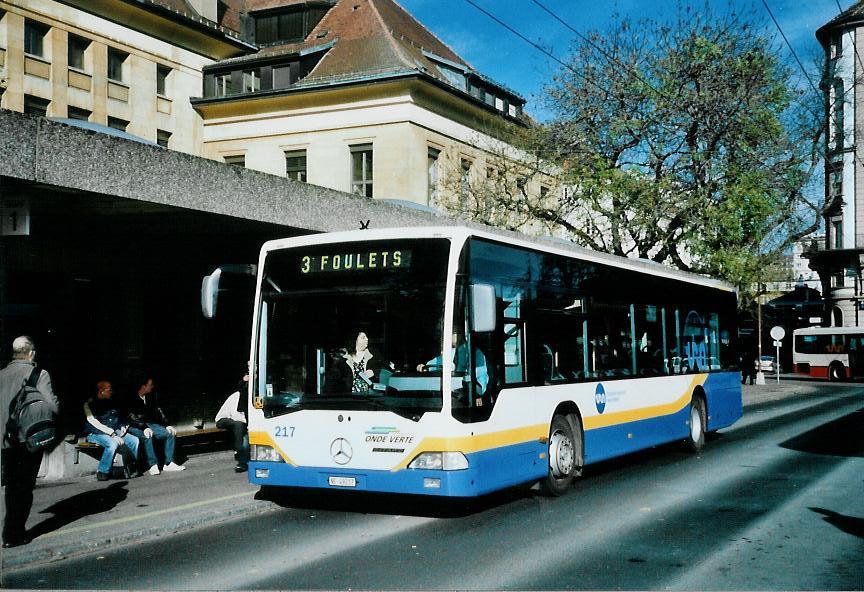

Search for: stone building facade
xmin=810 ymin=2 xmax=864 ymax=326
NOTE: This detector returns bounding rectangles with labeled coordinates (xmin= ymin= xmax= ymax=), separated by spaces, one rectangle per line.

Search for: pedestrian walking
xmin=0 ymin=336 xmax=60 ymax=548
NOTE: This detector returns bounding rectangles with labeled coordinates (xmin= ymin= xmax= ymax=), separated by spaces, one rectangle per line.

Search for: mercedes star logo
xmin=330 ymin=438 xmax=353 ymax=465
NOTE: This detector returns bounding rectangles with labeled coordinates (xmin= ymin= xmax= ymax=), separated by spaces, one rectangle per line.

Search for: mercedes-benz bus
xmin=204 ymin=226 xmax=742 ymax=497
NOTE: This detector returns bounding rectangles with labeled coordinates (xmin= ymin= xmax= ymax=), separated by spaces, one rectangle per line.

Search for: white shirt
xmin=215 ymin=391 xmax=246 ymax=423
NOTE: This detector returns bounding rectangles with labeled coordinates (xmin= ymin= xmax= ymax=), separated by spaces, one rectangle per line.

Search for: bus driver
xmin=416 ymin=332 xmax=489 ymax=394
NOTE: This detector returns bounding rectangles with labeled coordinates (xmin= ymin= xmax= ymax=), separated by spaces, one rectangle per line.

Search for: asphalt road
xmin=5 ymin=383 xmax=863 ymax=590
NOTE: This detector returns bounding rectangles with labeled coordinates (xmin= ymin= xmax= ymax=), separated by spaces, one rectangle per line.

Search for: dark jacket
xmin=325 ymin=350 xmax=390 ymax=393
xmin=0 ymin=360 xmax=60 ymax=450
xmin=83 ymin=397 xmax=125 ymax=435
xmin=126 ymin=392 xmax=170 ymax=429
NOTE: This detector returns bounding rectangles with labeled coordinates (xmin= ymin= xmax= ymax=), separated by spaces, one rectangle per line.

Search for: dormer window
xmin=202 ymin=42 xmax=331 ymax=99
xmin=243 ymin=69 xmax=260 ymax=93
xmin=253 ymin=3 xmax=331 ymax=46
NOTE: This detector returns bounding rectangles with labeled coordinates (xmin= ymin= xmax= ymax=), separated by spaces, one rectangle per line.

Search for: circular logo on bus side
xmin=595 ymin=383 xmax=606 ymax=414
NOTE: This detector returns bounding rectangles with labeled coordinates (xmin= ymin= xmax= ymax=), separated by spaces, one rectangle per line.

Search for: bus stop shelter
xmin=0 ymin=109 xmax=446 ymax=433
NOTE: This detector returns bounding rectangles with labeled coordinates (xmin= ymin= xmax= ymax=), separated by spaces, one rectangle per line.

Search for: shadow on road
xmin=810 ymin=507 xmax=864 ymax=540
xmin=255 ymin=484 xmax=532 ymax=518
xmin=779 ymin=408 xmax=864 ymax=457
xmin=27 ymin=482 xmax=130 ymax=541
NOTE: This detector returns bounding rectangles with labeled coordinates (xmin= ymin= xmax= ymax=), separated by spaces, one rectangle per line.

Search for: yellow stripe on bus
xmin=390 ymin=424 xmax=549 ymax=471
xmin=250 ymin=376 xmax=705 ymax=472
xmin=392 ymin=376 xmax=704 ymax=471
xmin=582 ymin=375 xmax=706 ymax=430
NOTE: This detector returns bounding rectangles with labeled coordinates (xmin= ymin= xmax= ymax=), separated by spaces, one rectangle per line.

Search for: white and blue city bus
xmin=220 ymin=226 xmax=741 ymax=497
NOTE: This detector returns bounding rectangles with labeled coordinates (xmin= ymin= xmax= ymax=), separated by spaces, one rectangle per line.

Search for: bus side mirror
xmin=201 ymin=264 xmax=259 ymax=318
xmin=201 ymin=269 xmax=222 ymax=319
xmin=470 ymin=284 xmax=497 ymax=332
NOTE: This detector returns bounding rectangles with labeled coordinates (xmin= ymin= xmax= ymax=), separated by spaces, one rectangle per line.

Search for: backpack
xmin=5 ymin=366 xmax=58 ymax=453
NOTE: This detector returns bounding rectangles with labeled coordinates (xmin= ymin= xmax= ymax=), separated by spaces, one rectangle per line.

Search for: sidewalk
xmin=1 ymin=449 xmax=274 ymax=571
xmin=0 ymin=378 xmax=854 ymax=572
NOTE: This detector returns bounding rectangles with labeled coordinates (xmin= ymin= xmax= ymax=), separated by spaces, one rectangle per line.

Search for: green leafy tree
xmin=441 ymin=3 xmax=824 ymax=302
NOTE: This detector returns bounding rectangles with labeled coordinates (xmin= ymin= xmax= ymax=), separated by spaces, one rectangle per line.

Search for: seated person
xmin=417 ymin=332 xmax=488 ymax=394
xmin=215 ymin=375 xmax=250 ymax=473
xmin=83 ymin=381 xmax=140 ymax=481
xmin=126 ymin=375 xmax=185 ymax=475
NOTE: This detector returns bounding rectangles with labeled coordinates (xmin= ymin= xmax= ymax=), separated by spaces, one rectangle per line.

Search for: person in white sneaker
xmin=125 ymin=375 xmax=185 ymax=475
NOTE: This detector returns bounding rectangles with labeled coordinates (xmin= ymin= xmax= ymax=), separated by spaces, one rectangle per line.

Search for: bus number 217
xmin=275 ymin=426 xmax=295 ymax=438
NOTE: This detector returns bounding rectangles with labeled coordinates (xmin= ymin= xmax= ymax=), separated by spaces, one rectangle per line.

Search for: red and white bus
xmin=792 ymin=326 xmax=864 ymax=380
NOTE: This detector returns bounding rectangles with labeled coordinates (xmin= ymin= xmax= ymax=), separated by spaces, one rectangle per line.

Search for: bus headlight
xmin=251 ymin=444 xmax=285 ymax=462
xmin=408 ymin=451 xmax=469 ymax=471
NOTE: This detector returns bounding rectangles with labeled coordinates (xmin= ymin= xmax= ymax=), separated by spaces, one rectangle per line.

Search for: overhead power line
xmin=461 ymin=0 xmax=611 ymax=98
xmin=528 ymin=0 xmax=668 ymax=101
xmin=760 ymin=0 xmax=820 ymax=95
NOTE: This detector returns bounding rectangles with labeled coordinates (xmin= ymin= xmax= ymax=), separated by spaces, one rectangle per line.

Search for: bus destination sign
xmin=300 ymin=250 xmax=411 ymax=273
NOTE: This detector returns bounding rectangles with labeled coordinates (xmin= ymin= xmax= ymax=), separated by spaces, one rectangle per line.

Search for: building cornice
xmin=191 ymin=69 xmax=528 ymax=126
xmin=54 ymin=0 xmax=257 ymax=59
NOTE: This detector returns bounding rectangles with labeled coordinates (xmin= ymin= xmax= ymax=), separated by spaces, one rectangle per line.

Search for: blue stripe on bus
xmin=250 ymin=371 xmax=742 ymax=496
xmin=249 ymin=439 xmax=546 ymax=497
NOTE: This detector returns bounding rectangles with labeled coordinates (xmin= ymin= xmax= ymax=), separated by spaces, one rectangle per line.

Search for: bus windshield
xmin=255 ymin=238 xmax=451 ymax=420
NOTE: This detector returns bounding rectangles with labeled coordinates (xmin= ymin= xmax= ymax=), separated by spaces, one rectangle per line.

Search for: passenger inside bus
xmin=324 ymin=331 xmax=393 ymax=393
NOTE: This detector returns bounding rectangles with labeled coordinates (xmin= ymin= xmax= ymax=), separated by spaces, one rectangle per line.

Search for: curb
xmin=2 ymin=492 xmax=275 ymax=570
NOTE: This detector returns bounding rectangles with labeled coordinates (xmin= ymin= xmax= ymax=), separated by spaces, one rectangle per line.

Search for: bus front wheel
xmin=541 ymin=414 xmax=582 ymax=496
xmin=685 ymin=396 xmax=706 ymax=452
xmin=829 ymin=362 xmax=845 ymax=382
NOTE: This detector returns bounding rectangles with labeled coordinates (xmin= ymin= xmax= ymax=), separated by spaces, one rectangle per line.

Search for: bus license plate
xmin=328 ymin=476 xmax=356 ymax=488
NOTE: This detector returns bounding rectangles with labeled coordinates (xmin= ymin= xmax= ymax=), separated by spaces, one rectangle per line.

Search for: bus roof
xmin=260 ymin=226 xmax=735 ymax=293
xmin=793 ymin=326 xmax=863 ymax=335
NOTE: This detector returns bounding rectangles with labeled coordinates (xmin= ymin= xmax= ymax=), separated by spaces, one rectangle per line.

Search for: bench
xmin=73 ymin=426 xmax=226 ymax=464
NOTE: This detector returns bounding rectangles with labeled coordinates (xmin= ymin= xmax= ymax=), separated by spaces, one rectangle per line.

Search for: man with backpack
xmin=0 ymin=336 xmax=60 ymax=548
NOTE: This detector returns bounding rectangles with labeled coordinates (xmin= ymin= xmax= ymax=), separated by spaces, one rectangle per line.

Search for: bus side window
xmin=503 ymin=322 xmax=526 ymax=383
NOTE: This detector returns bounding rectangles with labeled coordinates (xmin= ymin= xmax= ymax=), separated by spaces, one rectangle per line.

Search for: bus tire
xmin=541 ymin=414 xmax=582 ymax=496
xmin=829 ymin=362 xmax=845 ymax=382
xmin=685 ymin=396 xmax=706 ymax=452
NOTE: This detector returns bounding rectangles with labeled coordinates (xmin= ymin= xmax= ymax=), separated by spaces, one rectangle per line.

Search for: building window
xmin=254 ymin=7 xmax=329 ymax=45
xmin=224 ymin=155 xmax=245 ymax=167
xmin=108 ymin=48 xmax=128 ymax=83
xmin=156 ymin=129 xmax=172 ymax=148
xmin=157 ymin=65 xmax=171 ymax=96
xmin=830 ymin=168 xmax=843 ymax=202
xmin=427 ymin=147 xmax=440 ymax=203
xmin=68 ymin=34 xmax=89 ymax=70
xmin=23 ymin=95 xmax=50 ymax=116
xmin=285 ymin=150 xmax=307 ymax=181
xmin=831 ymin=217 xmax=843 ymax=250
xmin=242 ymin=69 xmax=260 ymax=93
xmin=107 ymin=116 xmax=128 ymax=131
xmin=833 ymin=78 xmax=844 ymax=148
xmin=24 ymin=20 xmax=49 ymax=58
xmin=67 ymin=106 xmax=91 ymax=121
xmin=831 ymin=34 xmax=842 ymax=60
xmin=460 ymin=157 xmax=472 ymax=193
xmin=350 ymin=144 xmax=373 ymax=198
xmin=214 ymin=73 xmax=232 ymax=97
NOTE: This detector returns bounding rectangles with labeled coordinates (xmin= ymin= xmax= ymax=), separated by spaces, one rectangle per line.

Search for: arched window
xmin=832 ymin=306 xmax=843 ymax=327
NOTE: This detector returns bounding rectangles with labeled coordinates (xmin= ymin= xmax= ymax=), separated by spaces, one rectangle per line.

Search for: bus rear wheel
xmin=685 ymin=396 xmax=706 ymax=452
xmin=829 ymin=362 xmax=845 ymax=382
xmin=541 ymin=414 xmax=582 ymax=496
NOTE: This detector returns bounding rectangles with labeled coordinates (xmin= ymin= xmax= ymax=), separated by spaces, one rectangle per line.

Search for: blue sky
xmin=398 ymin=0 xmax=856 ymax=120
